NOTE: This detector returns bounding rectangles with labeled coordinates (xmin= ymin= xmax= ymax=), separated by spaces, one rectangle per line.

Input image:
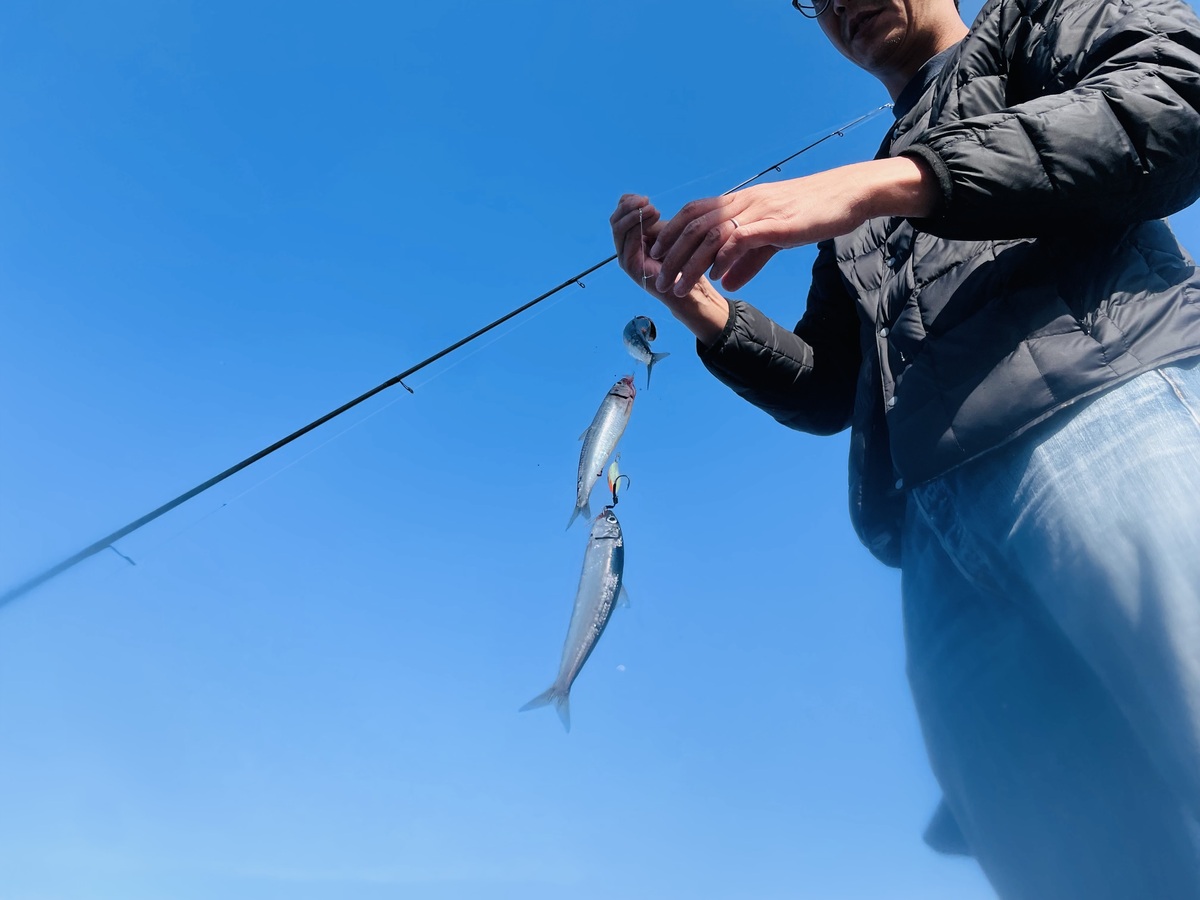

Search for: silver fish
xmin=567 ymin=375 xmax=635 ymax=529
xmin=622 ymin=316 xmax=670 ymax=389
xmin=521 ymin=506 xmax=627 ymax=731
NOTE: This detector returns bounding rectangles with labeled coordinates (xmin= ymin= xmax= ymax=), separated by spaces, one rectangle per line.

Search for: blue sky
xmin=3 ymin=2 xmax=1199 ymax=898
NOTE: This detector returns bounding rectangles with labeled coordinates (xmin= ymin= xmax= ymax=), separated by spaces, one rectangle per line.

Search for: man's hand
xmin=648 ymin=157 xmax=939 ymax=297
xmin=610 ymin=193 xmax=666 ymax=295
xmin=609 ymin=193 xmax=731 ymax=346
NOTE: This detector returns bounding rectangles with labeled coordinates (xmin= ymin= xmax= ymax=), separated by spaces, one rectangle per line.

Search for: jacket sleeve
xmin=697 ymin=241 xmax=861 ymax=436
xmin=904 ymin=0 xmax=1200 ymax=239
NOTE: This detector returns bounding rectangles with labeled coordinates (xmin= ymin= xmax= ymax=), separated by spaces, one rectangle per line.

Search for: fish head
xmin=591 ymin=507 xmax=623 ymax=542
xmin=634 ymin=316 xmax=657 ymax=341
xmin=612 ymin=375 xmax=637 ymax=400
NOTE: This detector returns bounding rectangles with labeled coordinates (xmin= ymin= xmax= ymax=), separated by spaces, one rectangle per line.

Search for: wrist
xmin=663 ymin=277 xmax=730 ymax=348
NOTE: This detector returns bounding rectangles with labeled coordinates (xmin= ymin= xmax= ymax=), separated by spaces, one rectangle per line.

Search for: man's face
xmin=814 ymin=0 xmax=945 ymax=88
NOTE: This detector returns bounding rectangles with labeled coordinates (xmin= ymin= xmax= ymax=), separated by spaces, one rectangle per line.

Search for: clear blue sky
xmin=3 ymin=2 xmax=1198 ymax=898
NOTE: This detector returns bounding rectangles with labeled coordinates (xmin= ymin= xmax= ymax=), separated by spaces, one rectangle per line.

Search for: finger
xmin=720 ymin=245 xmax=779 ymax=292
xmin=710 ymin=222 xmax=762 ymax=281
xmin=616 ymin=196 xmax=662 ymax=232
xmin=611 ymin=202 xmax=643 ymax=256
xmin=648 ymin=196 xmax=727 ymax=261
xmin=655 ymin=205 xmax=736 ymax=296
xmin=612 ymin=206 xmax=662 ymax=263
xmin=610 ymin=198 xmax=660 ymax=245
xmin=621 ymin=205 xmax=661 ymax=232
xmin=672 ymin=217 xmax=742 ymax=297
xmin=609 ymin=193 xmax=649 ymax=227
xmin=612 ymin=209 xmax=635 ymax=257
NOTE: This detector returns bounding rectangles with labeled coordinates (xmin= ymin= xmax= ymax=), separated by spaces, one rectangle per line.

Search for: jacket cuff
xmin=901 ymin=143 xmax=953 ymax=223
xmin=695 ymin=297 xmax=738 ymax=360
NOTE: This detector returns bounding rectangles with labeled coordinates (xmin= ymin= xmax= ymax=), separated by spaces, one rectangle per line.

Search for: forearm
xmin=853 ymin=156 xmax=940 ymax=220
xmin=646 ymin=155 xmax=941 ymax=299
xmin=696 ymin=244 xmax=861 ymax=436
xmin=699 ymin=299 xmax=859 ymax=436
xmin=663 ymin=157 xmax=934 ymax=343
xmin=904 ymin=0 xmax=1200 ymax=238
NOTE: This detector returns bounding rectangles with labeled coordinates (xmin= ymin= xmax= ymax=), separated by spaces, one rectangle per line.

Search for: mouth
xmin=846 ymin=9 xmax=882 ymax=43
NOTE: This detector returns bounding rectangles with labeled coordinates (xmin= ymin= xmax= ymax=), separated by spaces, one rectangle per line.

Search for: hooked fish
xmin=567 ymin=375 xmax=635 ymax=530
xmin=521 ymin=506 xmax=627 ymax=731
xmin=622 ymin=316 xmax=670 ymax=389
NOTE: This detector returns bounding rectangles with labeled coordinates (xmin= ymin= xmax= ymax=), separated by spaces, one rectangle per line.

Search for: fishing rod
xmin=0 ymin=104 xmax=892 ymax=610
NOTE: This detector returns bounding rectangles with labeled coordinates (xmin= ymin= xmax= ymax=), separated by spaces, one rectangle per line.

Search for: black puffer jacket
xmin=700 ymin=0 xmax=1200 ymax=566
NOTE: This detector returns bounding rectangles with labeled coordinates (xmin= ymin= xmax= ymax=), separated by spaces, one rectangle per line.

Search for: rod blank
xmin=0 ymin=105 xmax=891 ymax=610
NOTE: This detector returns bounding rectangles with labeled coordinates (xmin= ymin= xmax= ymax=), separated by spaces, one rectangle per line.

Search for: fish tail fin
xmin=519 ymin=685 xmax=571 ymax=732
xmin=565 ymin=499 xmax=591 ymax=530
xmin=646 ymin=351 xmax=670 ymax=389
xmin=555 ymin=692 xmax=571 ymax=731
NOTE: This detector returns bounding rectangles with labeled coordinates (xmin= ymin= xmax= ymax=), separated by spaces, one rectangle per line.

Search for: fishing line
xmin=638 ymin=207 xmax=649 ymax=290
xmin=0 ymin=103 xmax=893 ymax=610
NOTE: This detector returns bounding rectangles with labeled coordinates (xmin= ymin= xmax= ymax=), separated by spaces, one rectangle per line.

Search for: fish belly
xmin=576 ymin=403 xmax=630 ymax=503
xmin=623 ymin=335 xmax=652 ymax=365
xmin=556 ymin=544 xmax=623 ymax=690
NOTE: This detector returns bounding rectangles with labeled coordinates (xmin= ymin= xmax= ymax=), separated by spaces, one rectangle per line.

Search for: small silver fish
xmin=622 ymin=316 xmax=670 ymax=389
xmin=567 ymin=375 xmax=635 ymax=530
xmin=521 ymin=506 xmax=627 ymax=731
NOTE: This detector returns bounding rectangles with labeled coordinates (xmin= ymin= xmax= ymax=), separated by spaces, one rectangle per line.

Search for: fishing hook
xmin=608 ymin=473 xmax=631 ymax=508
xmin=108 ymin=545 xmax=137 ymax=566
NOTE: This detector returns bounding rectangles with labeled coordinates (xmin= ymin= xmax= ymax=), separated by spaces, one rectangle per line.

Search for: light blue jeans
xmin=902 ymin=359 xmax=1200 ymax=900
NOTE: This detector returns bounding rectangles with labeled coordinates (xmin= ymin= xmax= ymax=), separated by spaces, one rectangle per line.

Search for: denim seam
xmin=910 ymin=484 xmax=1005 ymax=599
xmin=1157 ymin=368 xmax=1200 ymax=432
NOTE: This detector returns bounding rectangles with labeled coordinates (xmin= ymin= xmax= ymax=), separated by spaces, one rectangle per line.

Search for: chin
xmin=860 ymin=30 xmax=906 ymax=71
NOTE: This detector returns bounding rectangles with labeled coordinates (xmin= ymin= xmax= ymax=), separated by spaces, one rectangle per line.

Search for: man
xmin=610 ymin=0 xmax=1200 ymax=895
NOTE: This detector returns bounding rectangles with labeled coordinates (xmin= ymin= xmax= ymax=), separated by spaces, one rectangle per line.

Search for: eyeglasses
xmin=791 ymin=0 xmax=831 ymax=18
